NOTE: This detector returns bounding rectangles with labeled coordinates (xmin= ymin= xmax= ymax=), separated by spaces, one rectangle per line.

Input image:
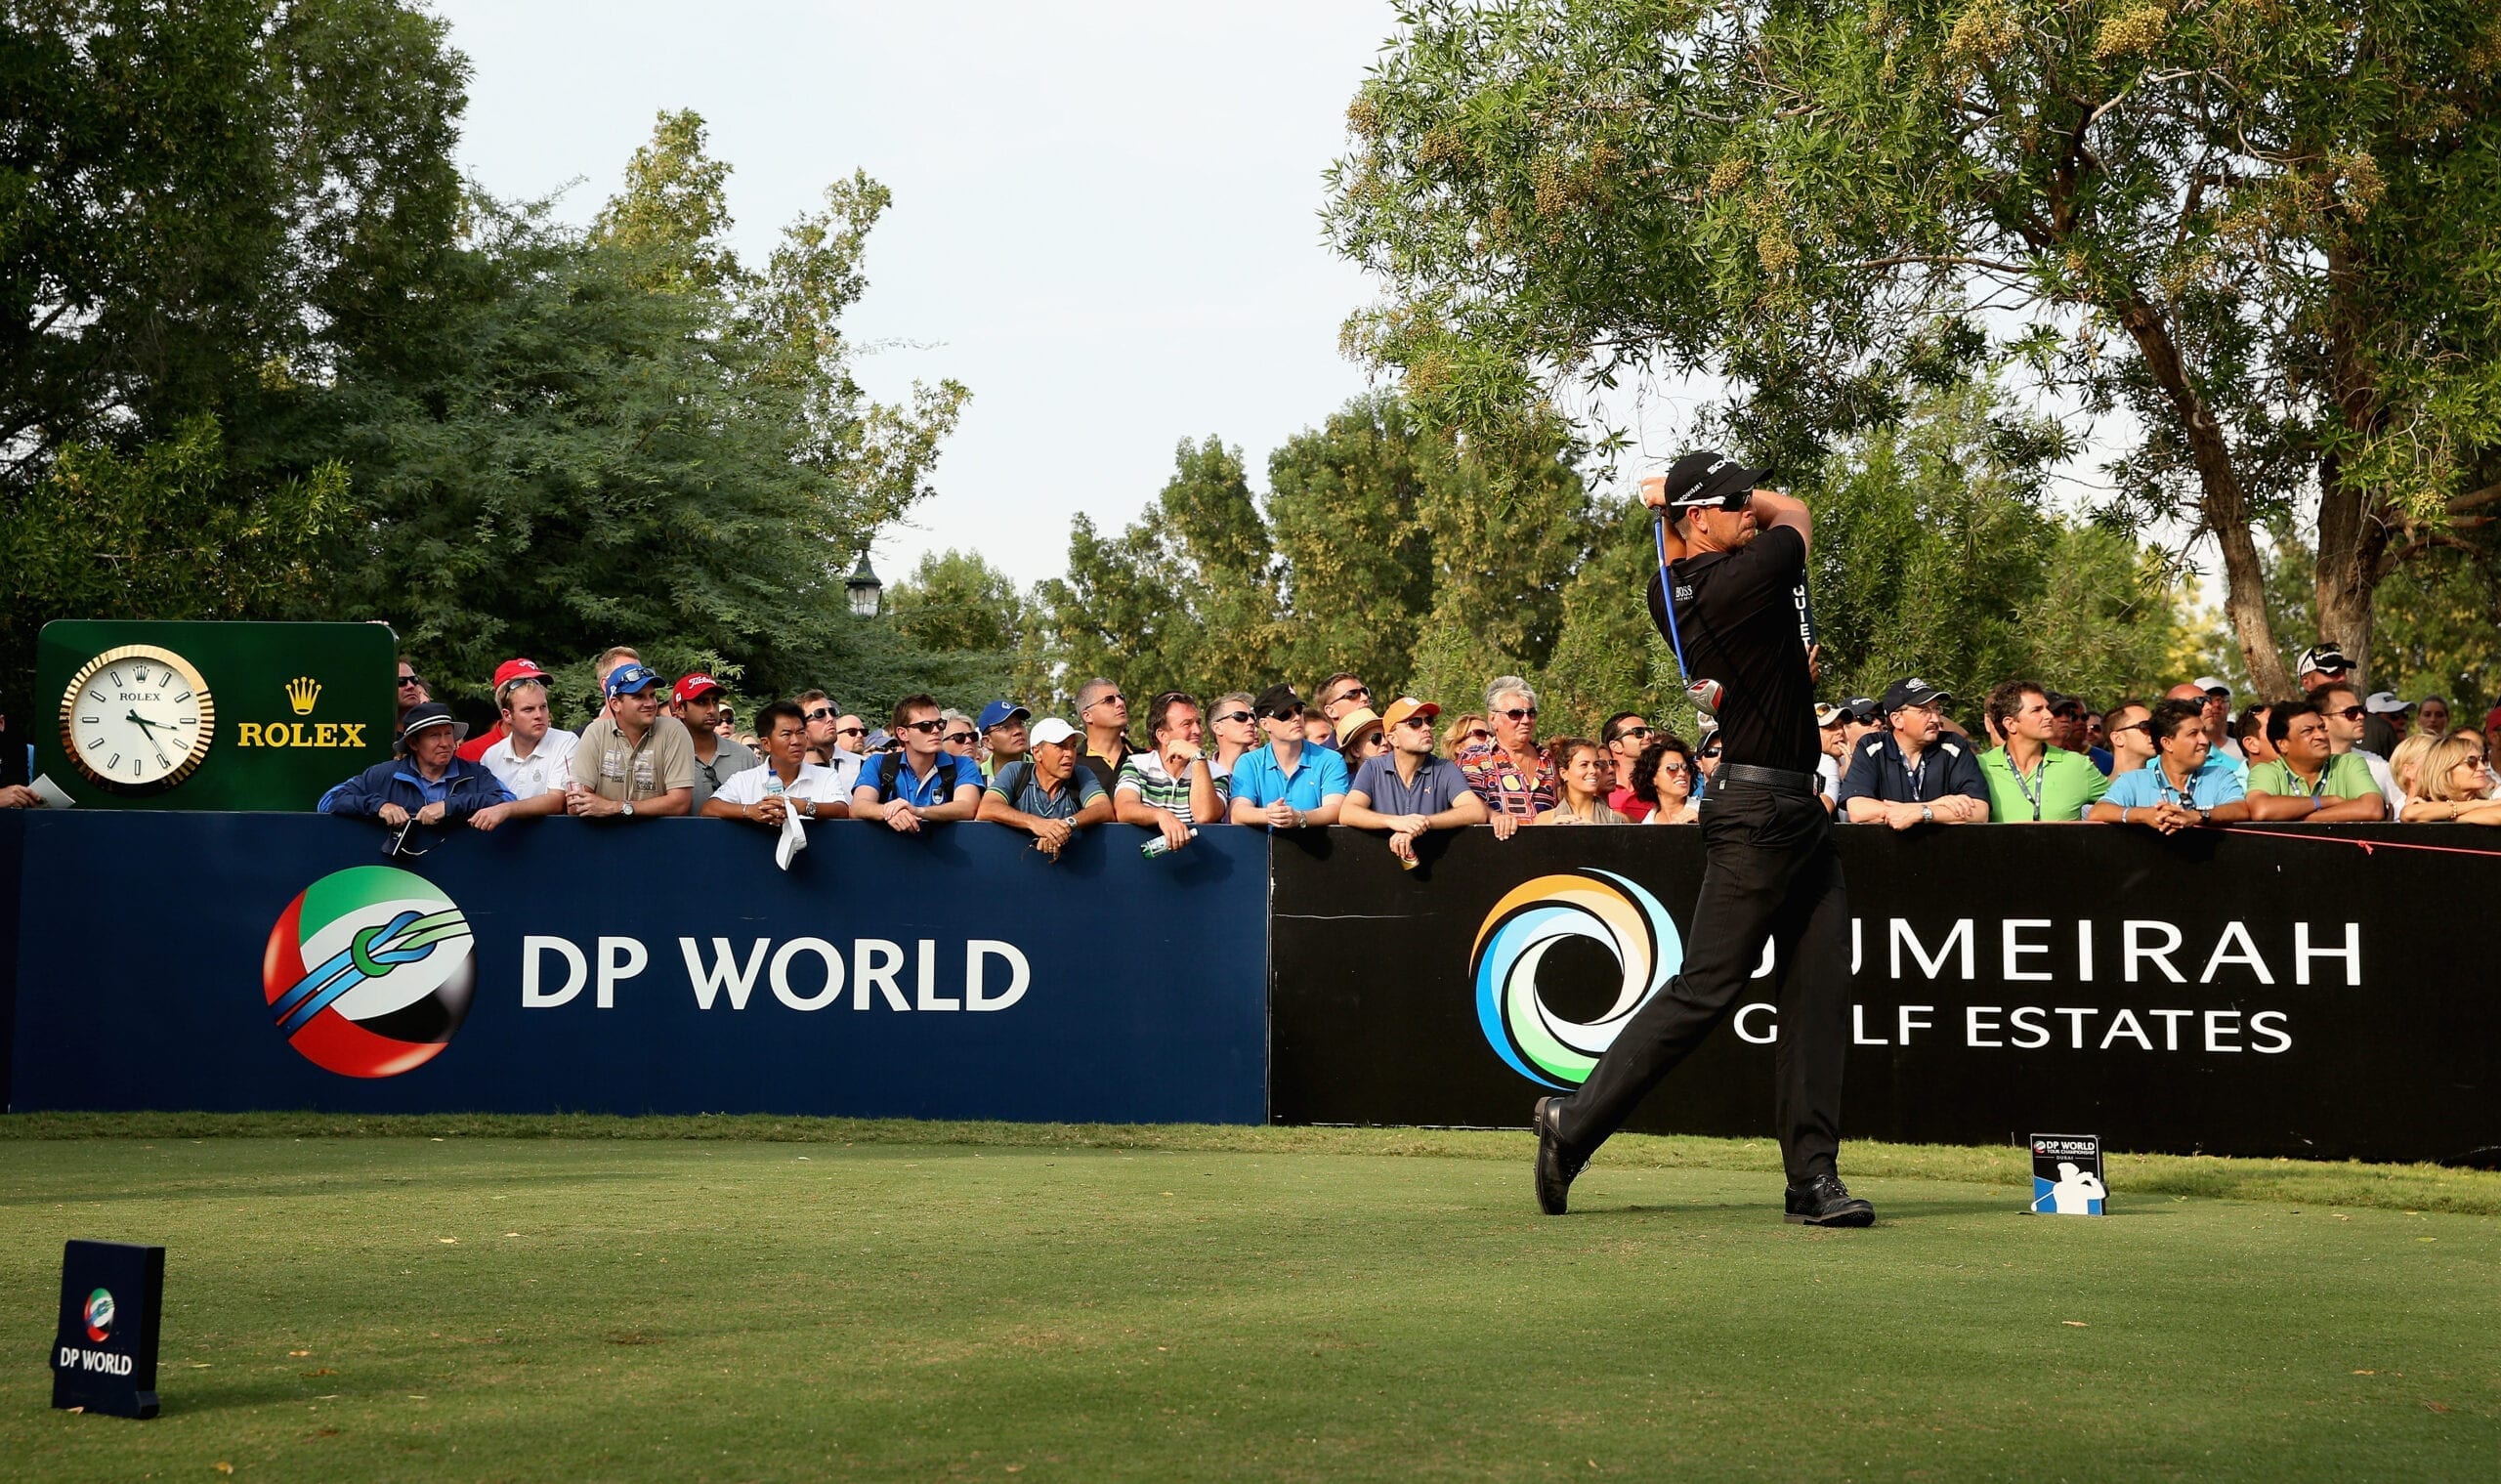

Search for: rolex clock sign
xmin=35 ymin=621 xmax=396 ymax=811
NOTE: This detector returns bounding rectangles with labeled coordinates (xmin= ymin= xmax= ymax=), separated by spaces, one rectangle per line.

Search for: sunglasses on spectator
xmin=1613 ymin=726 xmax=1653 ymax=742
xmin=943 ymin=731 xmax=979 ymax=744
xmin=899 ymin=718 xmax=947 ymax=735
xmin=1700 ymin=742 xmax=1723 ymax=758
xmin=1213 ymin=710 xmax=1254 ymax=726
xmin=1266 ymin=703 xmax=1306 ymax=721
xmin=834 ymin=725 xmax=867 ymax=738
xmin=1085 ymin=694 xmax=1125 ymax=710
xmin=1498 ymin=707 xmax=1538 ymax=721
xmin=1658 ymin=761 xmax=1690 ymax=776
xmin=1464 ymin=729 xmax=1493 ymax=744
xmin=2109 ymin=719 xmax=2151 ymax=735
xmin=804 ymin=707 xmax=835 ymax=722
xmin=2333 ymin=705 xmax=2366 ymax=721
xmin=398 ymin=673 xmax=424 ymax=689
xmin=1398 ymin=715 xmax=1434 ymax=730
xmin=1332 ymin=685 xmax=1371 ymax=703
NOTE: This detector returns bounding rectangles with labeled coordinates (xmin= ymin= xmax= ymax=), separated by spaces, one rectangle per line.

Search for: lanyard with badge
xmin=2010 ymin=754 xmax=2048 ymax=821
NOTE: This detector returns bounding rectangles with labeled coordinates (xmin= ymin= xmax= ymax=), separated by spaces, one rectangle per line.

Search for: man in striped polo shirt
xmin=1115 ymin=691 xmax=1224 ymax=854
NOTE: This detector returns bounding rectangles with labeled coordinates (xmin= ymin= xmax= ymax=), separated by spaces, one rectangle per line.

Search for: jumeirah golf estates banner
xmin=1 ymin=812 xmax=1269 ymax=1124
xmin=1267 ymin=823 xmax=2501 ymax=1166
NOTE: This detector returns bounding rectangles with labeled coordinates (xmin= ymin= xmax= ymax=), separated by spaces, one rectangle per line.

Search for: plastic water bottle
xmin=1141 ymin=827 xmax=1198 ymax=860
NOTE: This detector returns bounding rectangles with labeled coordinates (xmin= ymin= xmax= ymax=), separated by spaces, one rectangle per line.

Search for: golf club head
xmin=1686 ymin=678 xmax=1722 ymax=716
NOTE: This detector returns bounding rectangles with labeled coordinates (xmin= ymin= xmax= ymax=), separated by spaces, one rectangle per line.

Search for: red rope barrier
xmin=2207 ymin=826 xmax=2501 ymax=860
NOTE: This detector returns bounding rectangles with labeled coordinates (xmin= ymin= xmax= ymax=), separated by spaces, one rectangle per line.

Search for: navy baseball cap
xmin=978 ymin=700 xmax=1031 ymax=731
xmin=1662 ymin=450 xmax=1775 ymax=509
xmin=604 ymin=662 xmax=663 ymax=697
xmin=1881 ymin=676 xmax=1952 ymax=713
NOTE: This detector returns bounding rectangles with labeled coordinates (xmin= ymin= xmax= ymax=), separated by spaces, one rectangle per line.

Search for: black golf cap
xmin=1661 ymin=450 xmax=1775 ymax=509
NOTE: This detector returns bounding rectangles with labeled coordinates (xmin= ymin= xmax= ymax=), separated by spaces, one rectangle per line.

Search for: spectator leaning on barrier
xmin=1602 ymin=711 xmax=1656 ymax=821
xmin=978 ymin=700 xmax=1032 ymax=778
xmin=1073 ymin=678 xmax=1134 ymax=794
xmin=1227 ymin=683 xmax=1349 ymax=829
xmin=1115 ymin=690 xmax=1224 ymax=852
xmin=1205 ymin=692 xmax=1258 ymax=787
xmin=588 ymin=646 xmax=642 ymax=725
xmin=2245 ymin=698 xmax=2388 ymax=822
xmin=704 ymin=700 xmax=847 ymax=826
xmin=852 ymin=694 xmax=984 ymax=832
xmin=2316 ymin=683 xmax=2404 ymax=810
xmin=671 ymin=673 xmax=759 ymax=813
xmin=1460 ymin=676 xmax=1558 ymax=838
xmin=321 ymin=701 xmax=517 ymax=836
xmin=478 ymin=668 xmax=577 ymax=814
xmin=2415 ymin=696 xmax=2451 ymax=740
xmin=1341 ymin=697 xmax=1487 ymax=864
xmin=980 ymin=717 xmax=1112 ymax=858
xmin=2101 ymin=700 xmax=2157 ymax=779
xmin=1980 ymin=681 xmax=2109 ymax=822
xmin=2402 ymin=736 xmax=2501 ymax=823
xmin=2091 ymin=698 xmax=2249 ymax=831
xmin=568 ymin=663 xmax=695 ymax=819
xmin=1539 ymin=738 xmax=1629 ymax=825
xmin=1837 ymin=677 xmax=1989 ymax=828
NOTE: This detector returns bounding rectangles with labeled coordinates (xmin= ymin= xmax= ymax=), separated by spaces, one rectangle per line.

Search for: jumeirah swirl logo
xmin=263 ymin=866 xmax=476 ymax=1078
xmin=1471 ymin=870 xmax=1682 ymax=1088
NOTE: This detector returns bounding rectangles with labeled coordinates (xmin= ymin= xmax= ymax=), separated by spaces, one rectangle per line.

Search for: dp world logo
xmin=263 ymin=866 xmax=476 ymax=1078
xmin=1471 ymin=870 xmax=1681 ymax=1088
xmin=82 ymin=1288 xmax=113 ymax=1342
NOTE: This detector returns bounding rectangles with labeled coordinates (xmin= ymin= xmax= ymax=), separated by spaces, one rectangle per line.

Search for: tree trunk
xmin=2313 ymin=241 xmax=2391 ymax=689
xmin=2113 ymin=297 xmax=2293 ymax=695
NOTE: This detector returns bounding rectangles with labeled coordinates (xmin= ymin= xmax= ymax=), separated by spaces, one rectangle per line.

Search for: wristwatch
xmin=623 ymin=800 xmax=637 ymax=817
xmin=1920 ymin=804 xmax=1933 ymax=824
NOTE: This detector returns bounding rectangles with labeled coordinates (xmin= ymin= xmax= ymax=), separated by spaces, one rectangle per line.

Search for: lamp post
xmin=845 ymin=550 xmax=883 ymax=618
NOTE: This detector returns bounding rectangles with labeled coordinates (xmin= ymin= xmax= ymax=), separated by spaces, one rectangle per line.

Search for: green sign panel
xmin=35 ymin=620 xmax=398 ymax=811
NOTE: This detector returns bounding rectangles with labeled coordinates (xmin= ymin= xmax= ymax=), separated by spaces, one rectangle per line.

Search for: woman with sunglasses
xmin=1440 ymin=713 xmax=1492 ymax=757
xmin=2399 ymin=736 xmax=2501 ymax=823
xmin=1335 ymin=706 xmax=1388 ymax=769
xmin=1628 ymin=735 xmax=1700 ymax=824
xmin=938 ymin=709 xmax=982 ymax=762
xmin=1536 ymin=739 xmax=1629 ymax=825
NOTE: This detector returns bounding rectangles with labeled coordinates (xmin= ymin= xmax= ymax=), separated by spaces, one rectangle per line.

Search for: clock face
xmin=59 ymin=645 xmax=217 ymax=793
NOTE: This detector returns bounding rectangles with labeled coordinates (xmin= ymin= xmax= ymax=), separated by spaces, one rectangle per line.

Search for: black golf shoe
xmin=1533 ymin=1096 xmax=1584 ymax=1215
xmin=1783 ymin=1172 xmax=1876 ymax=1227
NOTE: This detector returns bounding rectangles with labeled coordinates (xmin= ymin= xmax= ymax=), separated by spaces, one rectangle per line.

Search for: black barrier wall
xmin=1269 ymin=825 xmax=2501 ymax=1165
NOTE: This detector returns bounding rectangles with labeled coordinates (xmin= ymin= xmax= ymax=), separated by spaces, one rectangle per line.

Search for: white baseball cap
xmin=2190 ymin=675 xmax=2230 ymax=697
xmin=2363 ymin=691 xmax=2411 ymax=715
xmin=1028 ymin=717 xmax=1081 ymax=747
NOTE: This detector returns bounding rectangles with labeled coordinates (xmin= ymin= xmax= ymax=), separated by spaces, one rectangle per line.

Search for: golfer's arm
xmin=1750 ymin=489 xmax=1811 ymax=549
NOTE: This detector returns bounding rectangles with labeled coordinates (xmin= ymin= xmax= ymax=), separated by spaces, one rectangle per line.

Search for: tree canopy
xmin=1327 ymin=0 xmax=2501 ymax=696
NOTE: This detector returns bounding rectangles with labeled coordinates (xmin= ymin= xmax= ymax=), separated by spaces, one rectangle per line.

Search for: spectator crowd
xmin=288 ymin=637 xmax=2501 ymax=858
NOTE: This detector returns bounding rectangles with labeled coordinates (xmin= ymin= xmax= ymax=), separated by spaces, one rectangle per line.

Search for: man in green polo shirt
xmin=2245 ymin=696 xmax=2387 ymax=821
xmin=1978 ymin=680 xmax=2108 ymax=822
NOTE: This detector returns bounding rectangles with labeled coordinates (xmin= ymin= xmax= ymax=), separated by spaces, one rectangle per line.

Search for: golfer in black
xmin=1533 ymin=452 xmax=1872 ymax=1226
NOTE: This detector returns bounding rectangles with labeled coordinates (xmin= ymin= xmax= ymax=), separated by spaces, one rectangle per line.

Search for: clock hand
xmin=126 ymin=710 xmax=169 ymax=735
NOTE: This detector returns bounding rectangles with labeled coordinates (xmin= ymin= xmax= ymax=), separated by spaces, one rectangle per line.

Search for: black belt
xmin=1716 ymin=763 xmax=1819 ymax=795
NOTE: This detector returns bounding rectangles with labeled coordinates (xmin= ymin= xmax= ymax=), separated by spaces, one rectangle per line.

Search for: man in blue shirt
xmin=849 ymin=693 xmax=983 ymax=832
xmin=978 ymin=718 xmax=1111 ymax=859
xmin=2091 ymin=697 xmax=2250 ymax=831
xmin=1836 ymin=677 xmax=1990 ymax=827
xmin=1226 ymin=684 xmax=1348 ymax=828
xmin=1340 ymin=697 xmax=1487 ymax=862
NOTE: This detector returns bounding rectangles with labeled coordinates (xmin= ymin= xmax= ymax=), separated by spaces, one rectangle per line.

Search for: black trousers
xmin=1555 ymin=777 xmax=1850 ymax=1184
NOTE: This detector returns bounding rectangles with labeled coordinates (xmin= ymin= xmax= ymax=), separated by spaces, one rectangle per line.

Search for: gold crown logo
xmin=285 ymin=676 xmax=322 ymax=715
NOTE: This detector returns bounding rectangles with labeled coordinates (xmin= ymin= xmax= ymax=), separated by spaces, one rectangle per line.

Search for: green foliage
xmin=0 ymin=416 xmax=353 ymax=701
xmin=1328 ymin=0 xmax=2501 ymax=692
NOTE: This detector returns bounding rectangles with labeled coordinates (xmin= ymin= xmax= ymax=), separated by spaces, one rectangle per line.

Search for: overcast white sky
xmin=435 ymin=2 xmax=1416 ymax=590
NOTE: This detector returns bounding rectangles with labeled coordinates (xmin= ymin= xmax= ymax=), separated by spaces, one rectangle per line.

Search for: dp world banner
xmin=1269 ymin=825 xmax=2501 ymax=1166
xmin=7 ymin=813 xmax=1267 ymax=1124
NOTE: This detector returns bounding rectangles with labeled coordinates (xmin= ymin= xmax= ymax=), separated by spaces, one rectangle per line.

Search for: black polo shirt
xmin=1646 ymin=523 xmax=1818 ymax=774
xmin=1834 ymin=732 xmax=1990 ymax=809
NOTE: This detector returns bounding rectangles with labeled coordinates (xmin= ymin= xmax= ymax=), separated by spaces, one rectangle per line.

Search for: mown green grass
xmin=2 ymin=1124 xmax=2495 ymax=1481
